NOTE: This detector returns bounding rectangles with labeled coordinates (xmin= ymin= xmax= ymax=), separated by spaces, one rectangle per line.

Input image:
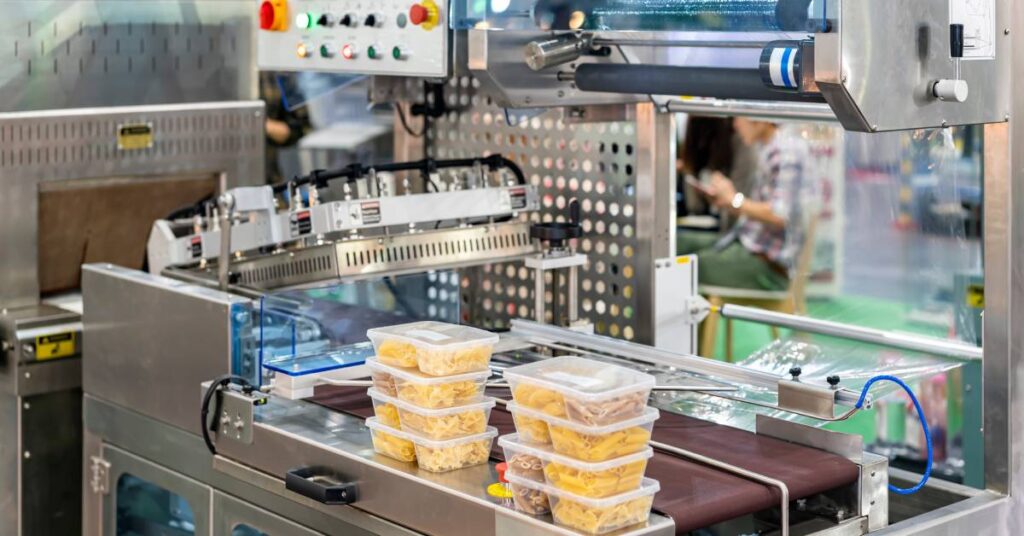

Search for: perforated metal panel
xmin=426 ymin=77 xmax=659 ymax=341
xmin=0 ymin=0 xmax=256 ymax=112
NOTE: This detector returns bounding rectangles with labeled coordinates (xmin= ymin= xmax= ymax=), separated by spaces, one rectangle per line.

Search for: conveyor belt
xmin=310 ymin=386 xmax=859 ymax=534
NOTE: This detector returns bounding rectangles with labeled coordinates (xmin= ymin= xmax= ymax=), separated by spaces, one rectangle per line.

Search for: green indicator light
xmin=392 ymin=46 xmax=402 ymax=60
xmin=368 ymin=46 xmax=378 ymax=59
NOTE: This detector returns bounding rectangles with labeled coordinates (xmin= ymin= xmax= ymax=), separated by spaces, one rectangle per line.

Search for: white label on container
xmin=950 ymin=0 xmax=996 ymax=60
xmin=545 ymin=371 xmax=604 ymax=389
xmin=406 ymin=329 xmax=453 ymax=342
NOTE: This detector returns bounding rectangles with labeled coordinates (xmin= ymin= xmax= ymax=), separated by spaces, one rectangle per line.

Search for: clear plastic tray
xmin=509 ymin=481 xmax=551 ymax=516
xmin=367 ymin=321 xmax=499 ymax=376
xmin=499 ymin=434 xmax=652 ymax=498
xmin=507 ymin=402 xmax=658 ymax=462
xmin=368 ymin=388 xmax=495 ymax=440
xmin=367 ymin=358 xmax=491 ymax=409
xmin=365 ymin=417 xmax=498 ymax=473
xmin=506 ymin=475 xmax=660 ymax=535
xmin=503 ymin=357 xmax=656 ymax=425
xmin=369 ymin=392 xmax=403 ymax=428
xmin=365 ymin=417 xmax=417 ymax=462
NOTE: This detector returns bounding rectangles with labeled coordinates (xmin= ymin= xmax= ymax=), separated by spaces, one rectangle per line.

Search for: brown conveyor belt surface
xmin=310 ymin=386 xmax=860 ymax=534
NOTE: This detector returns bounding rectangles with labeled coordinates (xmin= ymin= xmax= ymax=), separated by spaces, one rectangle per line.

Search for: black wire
xmin=394 ymin=102 xmax=426 ymax=138
xmin=201 ymin=374 xmax=255 ymax=455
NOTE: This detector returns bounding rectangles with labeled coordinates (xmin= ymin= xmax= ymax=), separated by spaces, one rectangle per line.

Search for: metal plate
xmin=426 ymin=77 xmax=663 ymax=342
xmin=0 ymin=101 xmax=265 ymax=307
xmin=0 ymin=0 xmax=257 ymax=112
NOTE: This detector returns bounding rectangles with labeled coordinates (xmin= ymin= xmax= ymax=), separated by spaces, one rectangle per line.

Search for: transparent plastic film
xmin=452 ymin=0 xmax=826 ymax=32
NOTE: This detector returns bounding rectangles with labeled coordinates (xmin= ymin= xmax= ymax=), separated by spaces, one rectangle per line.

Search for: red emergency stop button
xmin=408 ymin=0 xmax=439 ymax=30
xmin=259 ymin=0 xmax=288 ymax=31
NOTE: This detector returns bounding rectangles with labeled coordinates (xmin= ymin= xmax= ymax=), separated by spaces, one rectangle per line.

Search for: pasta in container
xmin=367 ymin=321 xmax=499 ymax=376
xmin=367 ymin=358 xmax=490 ymax=409
xmin=508 ymin=402 xmax=659 ymax=462
xmin=499 ymin=434 xmax=653 ymax=498
xmin=368 ymin=388 xmax=495 ymax=440
xmin=503 ymin=357 xmax=656 ymax=426
xmin=506 ymin=475 xmax=660 ymax=535
xmin=365 ymin=417 xmax=417 ymax=462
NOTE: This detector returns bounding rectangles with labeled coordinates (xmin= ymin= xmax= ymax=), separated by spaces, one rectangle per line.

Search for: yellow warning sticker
xmin=676 ymin=256 xmax=690 ymax=264
xmin=35 ymin=332 xmax=76 ymax=360
xmin=966 ymin=284 xmax=984 ymax=308
xmin=117 ymin=123 xmax=154 ymax=150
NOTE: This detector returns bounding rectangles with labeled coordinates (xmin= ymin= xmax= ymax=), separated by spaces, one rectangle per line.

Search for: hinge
xmin=90 ymin=456 xmax=111 ymax=495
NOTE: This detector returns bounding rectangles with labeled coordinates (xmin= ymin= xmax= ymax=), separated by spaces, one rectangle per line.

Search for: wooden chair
xmin=699 ymin=218 xmax=818 ymax=362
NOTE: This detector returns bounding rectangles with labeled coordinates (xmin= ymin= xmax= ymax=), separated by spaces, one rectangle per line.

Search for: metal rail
xmin=718 ymin=304 xmax=983 ymax=361
xmin=663 ymin=98 xmax=838 ymax=122
xmin=508 ymin=319 xmax=864 ymax=408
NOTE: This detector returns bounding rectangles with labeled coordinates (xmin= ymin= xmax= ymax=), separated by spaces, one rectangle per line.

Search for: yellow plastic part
xmin=419 ymin=0 xmax=440 ymax=31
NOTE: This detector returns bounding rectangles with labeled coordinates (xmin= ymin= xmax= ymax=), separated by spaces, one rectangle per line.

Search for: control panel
xmin=257 ymin=0 xmax=449 ymax=77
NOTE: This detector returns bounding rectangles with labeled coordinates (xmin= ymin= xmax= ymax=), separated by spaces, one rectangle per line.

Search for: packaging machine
xmin=75 ymin=0 xmax=1023 ymax=536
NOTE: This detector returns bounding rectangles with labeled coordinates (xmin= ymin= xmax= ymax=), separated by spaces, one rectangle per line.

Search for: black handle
xmin=286 ymin=467 xmax=358 ymax=505
xmin=568 ymin=198 xmax=580 ymax=226
xmin=950 ymin=23 xmax=965 ymax=58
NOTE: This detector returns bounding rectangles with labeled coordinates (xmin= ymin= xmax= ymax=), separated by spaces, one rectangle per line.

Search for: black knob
xmin=317 ymin=14 xmax=332 ymax=27
xmin=789 ymin=366 xmax=802 ymax=379
xmin=826 ymin=375 xmax=841 ymax=387
xmin=340 ymin=14 xmax=353 ymax=27
xmin=950 ymin=23 xmax=965 ymax=58
xmin=364 ymin=14 xmax=377 ymax=27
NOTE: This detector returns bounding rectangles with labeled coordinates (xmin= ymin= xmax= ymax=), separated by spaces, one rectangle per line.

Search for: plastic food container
xmin=367 ymin=358 xmax=491 ymax=409
xmin=365 ymin=417 xmax=417 ymax=462
xmin=369 ymin=395 xmax=402 ymax=428
xmin=367 ymin=418 xmax=498 ymax=472
xmin=367 ymin=321 xmax=499 ymax=376
xmin=508 ymin=402 xmax=659 ymax=462
xmin=507 ymin=475 xmax=660 ymax=535
xmin=503 ymin=357 xmax=656 ymax=426
xmin=368 ymin=388 xmax=495 ymax=440
xmin=499 ymin=434 xmax=653 ymax=498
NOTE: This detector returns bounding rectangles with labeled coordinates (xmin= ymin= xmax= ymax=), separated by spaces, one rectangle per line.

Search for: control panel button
xmin=317 ymin=13 xmax=335 ymax=27
xmin=392 ymin=46 xmax=409 ymax=60
xmin=259 ymin=0 xmax=288 ymax=31
xmin=364 ymin=13 xmax=384 ymax=28
xmin=295 ymin=12 xmax=315 ymax=29
xmin=319 ymin=43 xmax=335 ymax=58
xmin=340 ymin=13 xmax=357 ymax=27
xmin=367 ymin=45 xmax=381 ymax=59
xmin=341 ymin=44 xmax=359 ymax=60
xmin=409 ymin=0 xmax=440 ymax=30
xmin=396 ymin=13 xmax=408 ymax=28
xmin=296 ymin=42 xmax=312 ymax=58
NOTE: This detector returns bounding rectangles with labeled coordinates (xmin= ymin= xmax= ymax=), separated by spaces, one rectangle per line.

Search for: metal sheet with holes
xmin=427 ymin=77 xmax=648 ymax=342
xmin=0 ymin=0 xmax=256 ymax=112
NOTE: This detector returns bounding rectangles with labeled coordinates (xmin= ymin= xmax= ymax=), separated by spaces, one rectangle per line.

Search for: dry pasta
xmin=397 ymin=379 xmax=482 ymax=408
xmin=548 ymin=423 xmax=651 ymax=462
xmin=414 ymin=438 xmax=492 ymax=472
xmin=513 ymin=383 xmax=567 ymax=417
xmin=370 ymin=428 xmax=417 ymax=462
xmin=544 ymin=459 xmax=646 ymax=498
xmin=398 ymin=407 xmax=488 ymax=440
xmin=552 ymin=495 xmax=653 ymax=534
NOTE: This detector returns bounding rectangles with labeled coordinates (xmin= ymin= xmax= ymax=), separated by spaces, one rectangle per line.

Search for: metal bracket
xmin=683 ymin=295 xmax=711 ymax=324
xmin=216 ymin=388 xmax=268 ymax=445
xmin=89 ymin=455 xmax=111 ymax=495
xmin=777 ymin=379 xmax=837 ymax=420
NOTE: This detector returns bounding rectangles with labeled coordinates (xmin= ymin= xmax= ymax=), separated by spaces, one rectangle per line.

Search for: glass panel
xmin=116 ymin=473 xmax=196 ymax=536
xmin=255 ymin=271 xmax=461 ymax=381
xmin=231 ymin=525 xmax=269 ymax=536
xmin=673 ymin=115 xmax=983 ymax=487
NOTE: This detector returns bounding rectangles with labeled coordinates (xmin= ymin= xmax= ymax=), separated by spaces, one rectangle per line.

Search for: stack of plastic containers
xmin=364 ymin=321 xmax=499 ymax=472
xmin=499 ymin=357 xmax=661 ymax=534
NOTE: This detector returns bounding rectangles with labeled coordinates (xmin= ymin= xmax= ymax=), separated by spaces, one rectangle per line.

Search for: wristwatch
xmin=731 ymin=192 xmax=746 ymax=210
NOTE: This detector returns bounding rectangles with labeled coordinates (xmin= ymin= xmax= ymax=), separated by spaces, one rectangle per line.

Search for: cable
xmin=200 ymin=374 xmax=255 ymax=455
xmin=855 ymin=375 xmax=932 ymax=495
xmin=394 ymin=102 xmax=426 ymax=138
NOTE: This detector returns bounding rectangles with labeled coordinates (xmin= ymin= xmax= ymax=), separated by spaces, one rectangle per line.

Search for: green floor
xmin=704 ymin=294 xmax=956 ymax=443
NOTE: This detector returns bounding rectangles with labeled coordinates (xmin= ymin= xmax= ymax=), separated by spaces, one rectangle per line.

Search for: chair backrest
xmin=787 ymin=216 xmax=819 ymax=313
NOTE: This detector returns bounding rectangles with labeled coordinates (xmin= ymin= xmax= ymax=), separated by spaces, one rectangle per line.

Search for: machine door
xmin=214 ymin=491 xmax=324 ymax=536
xmin=102 ymin=444 xmax=211 ymax=536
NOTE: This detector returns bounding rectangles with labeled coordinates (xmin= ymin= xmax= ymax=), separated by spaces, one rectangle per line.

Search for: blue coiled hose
xmin=855 ymin=375 xmax=932 ymax=495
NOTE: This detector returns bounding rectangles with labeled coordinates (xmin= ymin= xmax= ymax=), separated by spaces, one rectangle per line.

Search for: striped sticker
xmin=769 ymin=47 xmax=798 ymax=89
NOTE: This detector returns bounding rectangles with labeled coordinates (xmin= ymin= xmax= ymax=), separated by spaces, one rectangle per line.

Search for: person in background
xmin=677 ymin=117 xmax=815 ymax=291
xmin=261 ymin=72 xmax=311 ymax=184
xmin=678 ymin=116 xmax=758 ymax=231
